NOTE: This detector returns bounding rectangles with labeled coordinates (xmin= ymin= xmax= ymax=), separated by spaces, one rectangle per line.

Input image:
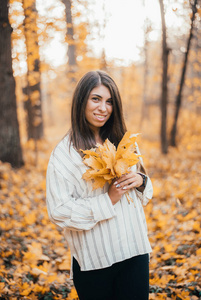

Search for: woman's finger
xmin=121 ymin=181 xmax=139 ymax=190
xmin=114 ymin=172 xmax=142 ymax=188
xmin=114 ymin=173 xmax=135 ymax=186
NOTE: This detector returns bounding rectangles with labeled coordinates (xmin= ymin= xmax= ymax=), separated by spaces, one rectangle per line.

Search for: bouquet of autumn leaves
xmin=81 ymin=132 xmax=141 ymax=203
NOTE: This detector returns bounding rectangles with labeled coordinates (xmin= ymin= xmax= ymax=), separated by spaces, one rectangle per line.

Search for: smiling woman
xmin=46 ymin=70 xmax=153 ymax=300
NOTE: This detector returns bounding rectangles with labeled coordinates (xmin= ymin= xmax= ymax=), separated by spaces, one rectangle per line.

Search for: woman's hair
xmin=69 ymin=70 xmax=127 ymax=151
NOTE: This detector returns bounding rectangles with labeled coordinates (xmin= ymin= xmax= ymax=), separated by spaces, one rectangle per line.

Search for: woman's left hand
xmin=113 ymin=171 xmax=143 ymax=191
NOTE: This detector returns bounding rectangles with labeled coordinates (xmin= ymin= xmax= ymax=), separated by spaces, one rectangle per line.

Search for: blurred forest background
xmin=0 ymin=0 xmax=201 ymax=299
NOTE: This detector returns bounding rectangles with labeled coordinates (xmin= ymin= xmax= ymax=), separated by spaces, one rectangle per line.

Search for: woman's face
xmin=85 ymin=84 xmax=113 ymax=133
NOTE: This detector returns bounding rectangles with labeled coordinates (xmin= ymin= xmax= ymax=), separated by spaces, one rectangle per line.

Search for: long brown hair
xmin=69 ymin=70 xmax=127 ymax=151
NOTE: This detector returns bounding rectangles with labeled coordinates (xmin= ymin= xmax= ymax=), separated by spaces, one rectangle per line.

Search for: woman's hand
xmin=108 ymin=171 xmax=143 ymax=205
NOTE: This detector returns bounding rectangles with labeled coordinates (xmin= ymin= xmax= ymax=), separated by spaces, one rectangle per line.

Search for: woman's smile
xmin=94 ymin=113 xmax=107 ymax=121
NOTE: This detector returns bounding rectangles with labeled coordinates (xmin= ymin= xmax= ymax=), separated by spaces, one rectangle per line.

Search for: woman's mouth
xmin=94 ymin=114 xmax=106 ymax=121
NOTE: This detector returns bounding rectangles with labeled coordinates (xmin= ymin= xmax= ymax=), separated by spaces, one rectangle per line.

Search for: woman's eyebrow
xmin=91 ymin=93 xmax=112 ymax=100
xmin=91 ymin=93 xmax=102 ymax=98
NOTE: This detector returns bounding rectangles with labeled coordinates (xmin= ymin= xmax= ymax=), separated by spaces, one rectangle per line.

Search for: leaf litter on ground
xmin=0 ymin=113 xmax=201 ymax=299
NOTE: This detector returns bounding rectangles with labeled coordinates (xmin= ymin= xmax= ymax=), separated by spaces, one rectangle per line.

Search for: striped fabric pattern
xmin=46 ymin=135 xmax=153 ymax=277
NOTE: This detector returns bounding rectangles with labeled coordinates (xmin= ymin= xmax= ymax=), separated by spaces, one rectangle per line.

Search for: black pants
xmin=73 ymin=254 xmax=149 ymax=300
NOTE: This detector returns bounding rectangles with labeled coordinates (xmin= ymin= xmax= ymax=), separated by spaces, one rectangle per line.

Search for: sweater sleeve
xmin=134 ymin=142 xmax=153 ymax=206
xmin=135 ymin=177 xmax=153 ymax=206
xmin=46 ymin=160 xmax=116 ymax=231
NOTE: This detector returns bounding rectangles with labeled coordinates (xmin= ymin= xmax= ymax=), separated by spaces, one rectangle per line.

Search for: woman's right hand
xmin=108 ymin=171 xmax=143 ymax=205
xmin=108 ymin=179 xmax=127 ymax=205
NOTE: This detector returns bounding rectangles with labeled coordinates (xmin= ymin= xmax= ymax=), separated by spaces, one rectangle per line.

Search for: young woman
xmin=46 ymin=70 xmax=153 ymax=300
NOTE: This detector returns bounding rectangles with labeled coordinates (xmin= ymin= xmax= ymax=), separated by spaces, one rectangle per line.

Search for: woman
xmin=46 ymin=70 xmax=153 ymax=300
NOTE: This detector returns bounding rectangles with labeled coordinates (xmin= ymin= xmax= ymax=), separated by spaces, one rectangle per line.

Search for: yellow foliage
xmin=0 ymin=102 xmax=201 ymax=300
xmin=24 ymin=211 xmax=36 ymax=225
xmin=68 ymin=287 xmax=78 ymax=300
xmin=0 ymin=282 xmax=5 ymax=292
xmin=81 ymin=132 xmax=140 ymax=189
xmin=196 ymin=248 xmax=201 ymax=256
xmin=20 ymin=282 xmax=33 ymax=295
xmin=58 ymin=250 xmax=71 ymax=271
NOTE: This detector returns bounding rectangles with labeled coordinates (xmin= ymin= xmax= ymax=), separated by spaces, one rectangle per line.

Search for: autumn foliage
xmin=0 ymin=140 xmax=78 ymax=299
xmin=0 ymin=109 xmax=201 ymax=299
xmin=0 ymin=0 xmax=201 ymax=299
xmin=82 ymin=132 xmax=140 ymax=189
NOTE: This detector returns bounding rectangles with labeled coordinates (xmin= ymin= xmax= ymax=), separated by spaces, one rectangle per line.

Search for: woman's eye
xmin=107 ymin=100 xmax=113 ymax=105
xmin=92 ymin=97 xmax=99 ymax=102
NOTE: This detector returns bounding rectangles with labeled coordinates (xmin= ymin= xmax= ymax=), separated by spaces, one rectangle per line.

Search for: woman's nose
xmin=98 ymin=101 xmax=106 ymax=111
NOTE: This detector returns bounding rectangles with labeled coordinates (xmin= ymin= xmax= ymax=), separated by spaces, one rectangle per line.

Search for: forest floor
xmin=0 ymin=107 xmax=201 ymax=300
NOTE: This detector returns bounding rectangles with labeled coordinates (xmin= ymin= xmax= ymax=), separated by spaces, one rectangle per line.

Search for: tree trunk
xmin=62 ymin=0 xmax=77 ymax=79
xmin=22 ymin=0 xmax=43 ymax=140
xmin=0 ymin=0 xmax=23 ymax=167
xmin=139 ymin=14 xmax=152 ymax=129
xmin=0 ymin=0 xmax=24 ymax=168
xmin=170 ymin=0 xmax=197 ymax=146
xmin=159 ymin=0 xmax=169 ymax=154
xmin=100 ymin=48 xmax=107 ymax=71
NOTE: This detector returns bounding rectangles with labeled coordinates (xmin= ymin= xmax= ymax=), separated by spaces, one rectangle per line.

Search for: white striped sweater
xmin=46 ymin=135 xmax=153 ymax=278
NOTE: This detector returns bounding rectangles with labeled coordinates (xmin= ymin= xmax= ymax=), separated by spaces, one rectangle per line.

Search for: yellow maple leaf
xmin=114 ymin=159 xmax=129 ymax=177
xmin=92 ymin=177 xmax=107 ymax=190
xmin=83 ymin=156 xmax=104 ymax=170
xmin=97 ymin=139 xmax=116 ymax=174
xmin=116 ymin=131 xmax=138 ymax=158
xmin=81 ymin=148 xmax=99 ymax=157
